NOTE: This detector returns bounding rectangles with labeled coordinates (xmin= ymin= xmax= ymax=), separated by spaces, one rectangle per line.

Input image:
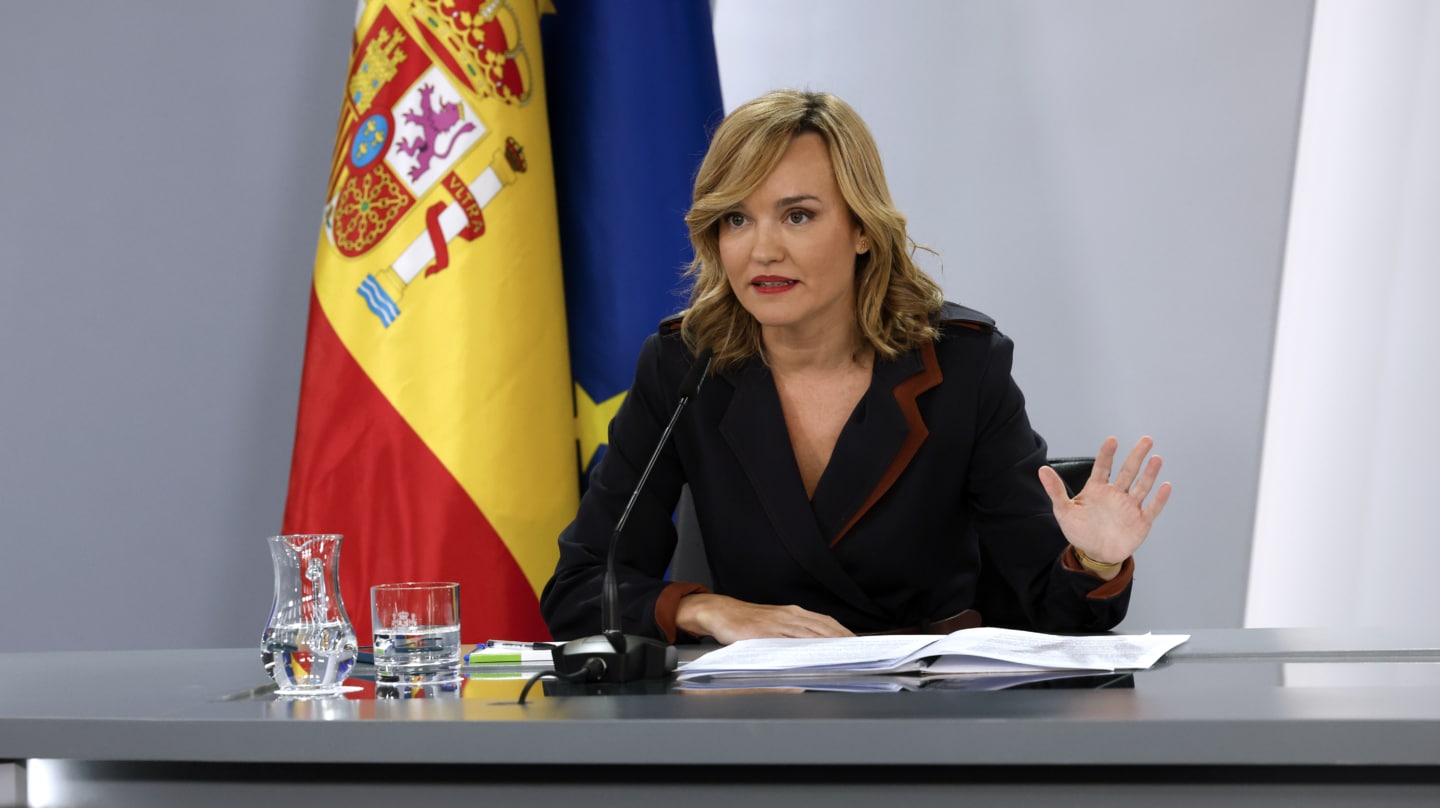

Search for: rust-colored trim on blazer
xmin=654 ymin=581 xmax=710 ymax=643
xmin=1061 ymin=545 xmax=1135 ymax=599
xmin=831 ymin=340 xmax=944 ymax=547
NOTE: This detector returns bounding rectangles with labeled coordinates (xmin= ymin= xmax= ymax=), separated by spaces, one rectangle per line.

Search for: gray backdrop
xmin=0 ymin=1 xmax=1312 ymax=651
xmin=0 ymin=2 xmax=355 ymax=650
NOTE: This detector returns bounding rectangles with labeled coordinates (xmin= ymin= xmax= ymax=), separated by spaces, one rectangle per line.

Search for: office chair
xmin=670 ymin=457 xmax=1097 ymax=627
xmin=670 ymin=485 xmax=711 ymax=588
xmin=1045 ymin=457 xmax=1096 ymax=499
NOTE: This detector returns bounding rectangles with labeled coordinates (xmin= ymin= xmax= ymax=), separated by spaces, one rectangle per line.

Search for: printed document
xmin=676 ymin=627 xmax=1188 ymax=681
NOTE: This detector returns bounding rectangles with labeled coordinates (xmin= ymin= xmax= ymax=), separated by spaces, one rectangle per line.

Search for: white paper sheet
xmin=677 ymin=627 xmax=1189 ymax=681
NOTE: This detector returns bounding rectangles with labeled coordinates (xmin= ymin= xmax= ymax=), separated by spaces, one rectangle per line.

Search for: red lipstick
xmin=751 ymin=275 xmax=797 ymax=295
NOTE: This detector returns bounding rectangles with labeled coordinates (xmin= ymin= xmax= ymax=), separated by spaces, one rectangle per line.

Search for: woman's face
xmin=718 ymin=133 xmax=866 ymax=345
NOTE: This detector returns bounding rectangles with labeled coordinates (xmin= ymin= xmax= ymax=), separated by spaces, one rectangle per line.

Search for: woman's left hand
xmin=1038 ymin=436 xmax=1171 ymax=578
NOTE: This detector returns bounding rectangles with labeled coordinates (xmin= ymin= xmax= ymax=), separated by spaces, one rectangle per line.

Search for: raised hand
xmin=675 ymin=593 xmax=854 ymax=645
xmin=1038 ymin=436 xmax=1171 ymax=578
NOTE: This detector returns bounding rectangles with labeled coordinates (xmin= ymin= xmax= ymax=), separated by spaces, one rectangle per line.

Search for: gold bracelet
xmin=1074 ymin=546 xmax=1123 ymax=573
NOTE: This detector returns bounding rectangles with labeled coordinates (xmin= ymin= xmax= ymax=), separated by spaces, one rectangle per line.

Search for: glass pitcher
xmin=261 ymin=534 xmax=358 ymax=697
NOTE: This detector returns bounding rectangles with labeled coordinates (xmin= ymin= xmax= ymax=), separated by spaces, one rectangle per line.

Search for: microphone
xmin=552 ymin=348 xmax=714 ymax=683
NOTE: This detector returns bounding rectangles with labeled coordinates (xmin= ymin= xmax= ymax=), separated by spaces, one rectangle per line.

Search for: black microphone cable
xmin=516 ymin=658 xmax=605 ymax=705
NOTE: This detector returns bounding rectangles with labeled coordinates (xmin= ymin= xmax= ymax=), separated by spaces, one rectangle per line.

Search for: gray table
xmin=3 ymin=627 xmax=1439 ymax=806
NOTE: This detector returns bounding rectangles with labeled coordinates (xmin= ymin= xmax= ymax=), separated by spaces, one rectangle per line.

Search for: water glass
xmin=371 ymin=582 xmax=462 ymax=684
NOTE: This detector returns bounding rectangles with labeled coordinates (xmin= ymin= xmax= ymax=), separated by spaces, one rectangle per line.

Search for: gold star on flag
xmin=574 ymin=383 xmax=626 ymax=471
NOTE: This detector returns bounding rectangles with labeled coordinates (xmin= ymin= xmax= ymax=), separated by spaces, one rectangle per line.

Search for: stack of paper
xmin=675 ymin=669 xmax=1127 ymax=693
xmin=676 ymin=627 xmax=1188 ymax=683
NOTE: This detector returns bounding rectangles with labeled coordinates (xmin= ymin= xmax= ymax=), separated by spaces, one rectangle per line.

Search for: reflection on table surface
xmin=257 ymin=631 xmax=1440 ymax=705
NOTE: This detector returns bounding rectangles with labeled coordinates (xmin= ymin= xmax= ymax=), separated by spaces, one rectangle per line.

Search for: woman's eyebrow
xmin=774 ymin=194 xmax=820 ymax=209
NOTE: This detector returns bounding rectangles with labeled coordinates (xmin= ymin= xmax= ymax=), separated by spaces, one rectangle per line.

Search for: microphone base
xmin=552 ymin=633 xmax=677 ymax=683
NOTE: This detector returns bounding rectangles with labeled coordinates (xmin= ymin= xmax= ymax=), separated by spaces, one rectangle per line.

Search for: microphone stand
xmin=551 ymin=349 xmax=713 ymax=683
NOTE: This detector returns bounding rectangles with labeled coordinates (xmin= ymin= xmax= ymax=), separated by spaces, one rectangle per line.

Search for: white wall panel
xmin=1248 ymin=0 xmax=1440 ymax=627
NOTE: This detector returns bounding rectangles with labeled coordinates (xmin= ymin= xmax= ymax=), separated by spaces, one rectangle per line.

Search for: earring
xmin=858 ymin=238 xmax=869 ymax=254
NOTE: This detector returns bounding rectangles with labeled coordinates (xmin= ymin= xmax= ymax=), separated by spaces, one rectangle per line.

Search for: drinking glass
xmin=371 ymin=582 xmax=462 ymax=684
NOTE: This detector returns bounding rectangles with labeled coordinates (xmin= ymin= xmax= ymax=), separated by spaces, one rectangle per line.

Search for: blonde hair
xmin=681 ymin=89 xmax=944 ymax=371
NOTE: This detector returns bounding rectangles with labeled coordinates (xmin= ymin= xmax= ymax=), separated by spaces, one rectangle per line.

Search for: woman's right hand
xmin=675 ymin=593 xmax=854 ymax=645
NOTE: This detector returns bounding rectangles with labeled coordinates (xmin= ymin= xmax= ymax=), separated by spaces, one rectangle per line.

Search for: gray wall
xmin=0 ymin=2 xmax=355 ymax=650
xmin=1 ymin=1 xmax=1311 ymax=650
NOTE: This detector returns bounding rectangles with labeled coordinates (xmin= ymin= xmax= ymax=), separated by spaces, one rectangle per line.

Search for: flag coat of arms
xmin=285 ymin=0 xmax=577 ymax=644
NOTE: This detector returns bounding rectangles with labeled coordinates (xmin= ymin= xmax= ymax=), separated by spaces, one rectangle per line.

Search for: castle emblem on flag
xmin=349 ymin=27 xmax=408 ymax=115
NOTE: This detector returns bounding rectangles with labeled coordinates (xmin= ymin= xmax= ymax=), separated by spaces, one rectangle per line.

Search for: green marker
xmin=467 ymin=651 xmax=523 ymax=664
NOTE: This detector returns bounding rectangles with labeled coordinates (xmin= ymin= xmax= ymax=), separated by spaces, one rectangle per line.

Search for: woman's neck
xmin=762 ymin=323 xmax=872 ymax=376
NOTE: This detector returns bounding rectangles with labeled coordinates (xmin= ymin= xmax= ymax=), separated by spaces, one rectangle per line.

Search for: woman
xmin=540 ymin=90 xmax=1170 ymax=645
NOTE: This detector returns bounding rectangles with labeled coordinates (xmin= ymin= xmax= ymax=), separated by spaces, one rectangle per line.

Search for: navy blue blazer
xmin=540 ymin=303 xmax=1133 ymax=642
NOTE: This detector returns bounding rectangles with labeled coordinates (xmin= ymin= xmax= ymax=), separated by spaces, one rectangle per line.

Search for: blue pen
xmin=486 ymin=639 xmax=557 ymax=650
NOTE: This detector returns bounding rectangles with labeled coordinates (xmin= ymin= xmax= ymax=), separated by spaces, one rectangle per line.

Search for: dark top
xmin=540 ymin=303 xmax=1133 ymax=642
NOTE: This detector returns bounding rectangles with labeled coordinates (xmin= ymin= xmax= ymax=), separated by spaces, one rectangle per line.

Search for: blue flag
xmin=542 ymin=0 xmax=724 ymax=481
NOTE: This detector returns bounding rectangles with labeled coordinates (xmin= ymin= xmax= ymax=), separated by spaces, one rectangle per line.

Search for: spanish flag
xmin=284 ymin=0 xmax=576 ymax=644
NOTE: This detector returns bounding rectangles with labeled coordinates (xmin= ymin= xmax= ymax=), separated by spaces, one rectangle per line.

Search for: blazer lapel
xmin=814 ymin=341 xmax=942 ymax=546
xmin=718 ymin=360 xmax=889 ymax=618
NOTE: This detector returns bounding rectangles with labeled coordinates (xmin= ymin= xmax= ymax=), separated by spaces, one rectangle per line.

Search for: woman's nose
xmin=751 ymin=221 xmax=783 ymax=263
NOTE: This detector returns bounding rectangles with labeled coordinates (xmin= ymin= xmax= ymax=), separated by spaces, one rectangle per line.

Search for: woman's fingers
xmin=1143 ymin=481 xmax=1173 ymax=522
xmin=1110 ymin=436 xmax=1155 ymax=490
xmin=779 ymin=605 xmax=853 ymax=638
xmin=1089 ymin=436 xmax=1120 ymax=486
xmin=1038 ymin=465 xmax=1073 ymax=510
xmin=1129 ymin=454 xmax=1163 ymax=502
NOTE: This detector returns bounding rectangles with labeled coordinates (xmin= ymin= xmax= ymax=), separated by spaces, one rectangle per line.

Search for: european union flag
xmin=543 ymin=0 xmax=724 ymax=483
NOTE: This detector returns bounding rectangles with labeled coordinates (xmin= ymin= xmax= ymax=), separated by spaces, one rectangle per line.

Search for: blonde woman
xmin=541 ymin=90 xmax=1170 ymax=645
